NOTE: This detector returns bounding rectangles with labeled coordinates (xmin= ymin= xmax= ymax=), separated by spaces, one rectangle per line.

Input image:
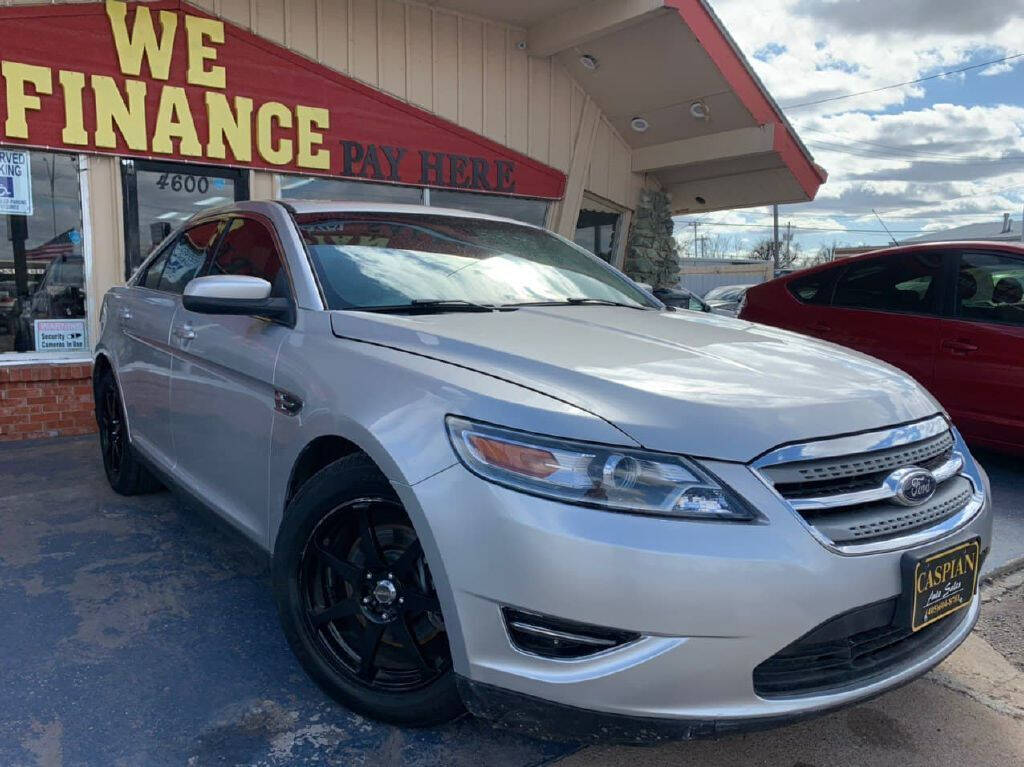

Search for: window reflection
xmin=0 ymin=150 xmax=85 ymax=354
xmin=296 ymin=213 xmax=652 ymax=310
xmin=574 ymin=209 xmax=620 ymax=263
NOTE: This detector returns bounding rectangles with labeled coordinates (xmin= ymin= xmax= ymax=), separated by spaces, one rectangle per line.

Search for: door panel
xmin=168 ymin=217 xmax=292 ymax=544
xmin=168 ymin=311 xmax=287 ymax=541
xmin=115 ymin=246 xmax=180 ymax=468
xmin=815 ymin=251 xmax=948 ymax=391
xmin=931 ymin=251 xmax=1024 ymax=450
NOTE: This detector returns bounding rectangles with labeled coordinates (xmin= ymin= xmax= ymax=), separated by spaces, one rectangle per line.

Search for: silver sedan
xmin=93 ymin=201 xmax=991 ymax=741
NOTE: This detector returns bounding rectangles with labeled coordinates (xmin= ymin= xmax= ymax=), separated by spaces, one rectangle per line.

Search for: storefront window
xmin=280 ymin=177 xmax=424 ymax=205
xmin=574 ymin=209 xmax=621 ymax=263
xmin=122 ymin=159 xmax=248 ymax=277
xmin=278 ymin=175 xmax=549 ymax=226
xmin=429 ymin=190 xmax=549 ymax=227
xmin=0 ymin=149 xmax=86 ymax=355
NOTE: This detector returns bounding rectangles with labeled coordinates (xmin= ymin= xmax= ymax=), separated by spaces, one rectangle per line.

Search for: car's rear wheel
xmin=272 ymin=454 xmax=462 ymax=726
xmin=95 ymin=369 xmax=161 ymax=495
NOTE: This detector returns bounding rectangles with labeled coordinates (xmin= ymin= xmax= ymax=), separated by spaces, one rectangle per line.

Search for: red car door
xmin=930 ymin=249 xmax=1024 ymax=452
xmin=811 ymin=250 xmax=948 ymax=392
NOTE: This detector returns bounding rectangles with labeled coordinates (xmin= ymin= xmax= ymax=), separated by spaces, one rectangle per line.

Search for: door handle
xmin=809 ymin=322 xmax=833 ymax=333
xmin=941 ymin=339 xmax=978 ymax=356
xmin=173 ymin=324 xmax=196 ymax=341
xmin=118 ymin=307 xmax=132 ymax=321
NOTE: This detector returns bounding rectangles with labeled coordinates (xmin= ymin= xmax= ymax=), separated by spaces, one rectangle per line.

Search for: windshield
xmin=706 ymin=285 xmax=746 ymax=301
xmin=295 ymin=213 xmax=656 ymax=310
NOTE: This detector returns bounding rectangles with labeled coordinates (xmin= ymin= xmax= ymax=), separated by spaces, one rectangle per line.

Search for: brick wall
xmin=0 ymin=362 xmax=96 ymax=442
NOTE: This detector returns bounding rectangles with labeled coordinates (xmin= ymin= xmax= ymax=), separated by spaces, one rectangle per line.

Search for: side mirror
xmin=182 ymin=275 xmax=294 ymax=324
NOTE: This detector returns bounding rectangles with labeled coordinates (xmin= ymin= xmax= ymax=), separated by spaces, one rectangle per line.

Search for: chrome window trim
xmin=751 ymin=415 xmax=950 ymax=468
xmin=789 ymin=454 xmax=963 ymax=511
xmin=750 ymin=419 xmax=985 ymax=556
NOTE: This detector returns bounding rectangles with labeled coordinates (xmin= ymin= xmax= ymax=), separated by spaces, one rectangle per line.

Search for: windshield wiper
xmin=349 ymin=299 xmax=508 ymax=314
xmin=563 ymin=297 xmax=651 ymax=310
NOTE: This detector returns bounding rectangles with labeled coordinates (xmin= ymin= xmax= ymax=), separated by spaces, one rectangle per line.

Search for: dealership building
xmin=0 ymin=0 xmax=823 ymax=441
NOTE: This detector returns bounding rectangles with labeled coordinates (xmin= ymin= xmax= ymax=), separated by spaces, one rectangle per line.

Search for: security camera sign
xmin=0 ymin=149 xmax=32 ymax=216
xmin=34 ymin=319 xmax=87 ymax=352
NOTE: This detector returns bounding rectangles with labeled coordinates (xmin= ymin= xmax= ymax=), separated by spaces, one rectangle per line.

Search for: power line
xmin=805 ymin=139 xmax=1024 ymax=165
xmin=800 ymin=128 xmax=1024 ymax=162
xmin=780 ymin=52 xmax=1024 ymax=110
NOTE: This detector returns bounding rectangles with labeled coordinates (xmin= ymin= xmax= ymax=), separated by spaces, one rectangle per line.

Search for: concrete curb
xmin=982 ymin=554 xmax=1024 ymax=585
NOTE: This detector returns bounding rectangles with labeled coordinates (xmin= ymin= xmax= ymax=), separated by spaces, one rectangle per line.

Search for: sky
xmin=675 ymin=0 xmax=1024 ymax=261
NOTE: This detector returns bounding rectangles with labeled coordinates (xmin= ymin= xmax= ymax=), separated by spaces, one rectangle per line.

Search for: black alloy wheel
xmin=95 ymin=369 xmax=161 ymax=495
xmin=273 ymin=454 xmax=462 ymax=726
xmin=300 ymin=498 xmax=450 ymax=691
xmin=98 ymin=381 xmax=125 ymax=479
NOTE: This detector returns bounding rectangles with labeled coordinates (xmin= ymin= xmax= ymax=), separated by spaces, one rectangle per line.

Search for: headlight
xmin=446 ymin=417 xmax=755 ymax=521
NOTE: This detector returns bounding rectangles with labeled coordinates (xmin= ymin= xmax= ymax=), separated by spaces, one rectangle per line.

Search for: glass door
xmin=121 ymin=159 xmax=249 ymax=278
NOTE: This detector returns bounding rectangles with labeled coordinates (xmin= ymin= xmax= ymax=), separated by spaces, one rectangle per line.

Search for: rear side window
xmin=209 ymin=218 xmax=289 ymax=297
xmin=832 ymin=252 xmax=944 ymax=315
xmin=787 ymin=270 xmax=836 ymax=305
xmin=957 ymin=251 xmax=1024 ymax=326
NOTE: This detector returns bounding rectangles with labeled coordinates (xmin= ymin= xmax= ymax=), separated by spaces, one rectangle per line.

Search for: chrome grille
xmin=764 ymin=431 xmax=954 ymax=488
xmin=803 ymin=477 xmax=973 ymax=544
xmin=754 ymin=416 xmax=981 ymax=554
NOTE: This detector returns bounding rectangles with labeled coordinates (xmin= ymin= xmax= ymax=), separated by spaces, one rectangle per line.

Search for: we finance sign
xmin=0 ymin=1 xmax=564 ymax=198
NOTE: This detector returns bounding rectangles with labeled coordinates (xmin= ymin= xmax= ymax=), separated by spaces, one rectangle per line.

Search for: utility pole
xmin=1020 ymin=203 xmax=1023 ymax=243
xmin=772 ymin=204 xmax=780 ymax=271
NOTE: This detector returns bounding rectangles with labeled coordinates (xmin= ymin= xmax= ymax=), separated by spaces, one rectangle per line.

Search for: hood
xmin=330 ymin=307 xmax=940 ymax=462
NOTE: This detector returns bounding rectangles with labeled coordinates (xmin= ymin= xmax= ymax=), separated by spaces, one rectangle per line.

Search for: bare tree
xmin=748 ymin=237 xmax=800 ymax=269
xmin=808 ymin=241 xmax=838 ymax=266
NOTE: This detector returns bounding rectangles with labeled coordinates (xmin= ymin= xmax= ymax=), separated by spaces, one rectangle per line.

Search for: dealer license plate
xmin=904 ymin=538 xmax=981 ymax=632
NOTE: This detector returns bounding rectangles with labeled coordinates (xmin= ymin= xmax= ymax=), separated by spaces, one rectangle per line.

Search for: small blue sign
xmin=0 ymin=177 xmax=13 ymax=198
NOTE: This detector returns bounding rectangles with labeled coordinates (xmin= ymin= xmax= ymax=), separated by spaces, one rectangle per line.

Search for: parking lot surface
xmin=0 ymin=437 xmax=570 ymax=767
xmin=1 ymin=435 xmax=1022 ymax=766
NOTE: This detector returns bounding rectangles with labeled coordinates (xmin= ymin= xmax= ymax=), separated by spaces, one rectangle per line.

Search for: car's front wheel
xmin=272 ymin=454 xmax=462 ymax=726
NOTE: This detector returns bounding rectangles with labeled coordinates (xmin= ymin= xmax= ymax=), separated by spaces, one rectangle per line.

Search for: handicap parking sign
xmin=0 ymin=150 xmax=32 ymax=216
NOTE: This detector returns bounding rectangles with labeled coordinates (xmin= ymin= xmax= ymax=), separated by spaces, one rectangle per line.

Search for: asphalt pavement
xmin=975 ymin=448 xmax=1024 ymax=573
xmin=1 ymin=435 xmax=1022 ymax=766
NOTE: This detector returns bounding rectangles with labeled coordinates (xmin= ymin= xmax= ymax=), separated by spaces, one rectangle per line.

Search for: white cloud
xmin=681 ymin=2 xmax=1024 ymax=260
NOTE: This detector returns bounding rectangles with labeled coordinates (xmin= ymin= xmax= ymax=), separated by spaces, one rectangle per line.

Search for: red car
xmin=740 ymin=241 xmax=1024 ymax=454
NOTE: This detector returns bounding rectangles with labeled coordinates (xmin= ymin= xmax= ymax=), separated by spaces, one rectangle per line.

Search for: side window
xmin=957 ymin=251 xmax=1024 ymax=326
xmin=141 ymin=246 xmax=172 ymax=290
xmin=787 ymin=269 xmax=836 ymax=305
xmin=209 ymin=218 xmax=288 ymax=297
xmin=158 ymin=220 xmax=224 ymax=294
xmin=832 ymin=252 xmax=944 ymax=315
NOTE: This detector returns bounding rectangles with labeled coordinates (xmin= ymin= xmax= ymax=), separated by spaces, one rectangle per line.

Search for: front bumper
xmin=394 ymin=446 xmax=992 ymax=737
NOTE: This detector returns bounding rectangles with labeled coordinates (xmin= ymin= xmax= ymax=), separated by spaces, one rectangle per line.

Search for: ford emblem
xmin=887 ymin=467 xmax=938 ymax=507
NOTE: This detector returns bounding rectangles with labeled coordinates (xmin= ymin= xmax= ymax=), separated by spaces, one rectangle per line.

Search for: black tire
xmin=273 ymin=454 xmax=462 ymax=726
xmin=95 ymin=369 xmax=162 ymax=495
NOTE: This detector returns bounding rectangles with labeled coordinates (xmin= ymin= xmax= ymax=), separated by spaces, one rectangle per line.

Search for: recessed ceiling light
xmin=579 ymin=54 xmax=599 ymax=71
xmin=690 ymin=100 xmax=710 ymax=120
xmin=630 ymin=117 xmax=650 ymax=133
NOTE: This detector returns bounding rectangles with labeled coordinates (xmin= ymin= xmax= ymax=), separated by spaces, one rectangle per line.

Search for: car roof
xmin=781 ymin=240 xmax=1024 ymax=282
xmin=212 ymin=199 xmax=540 ymax=229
